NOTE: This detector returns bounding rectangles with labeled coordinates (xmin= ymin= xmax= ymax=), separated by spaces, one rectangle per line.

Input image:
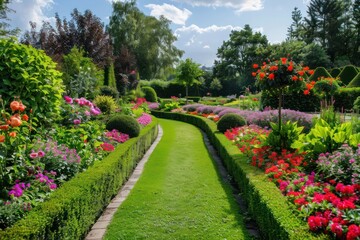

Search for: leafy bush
xmin=333 ymin=87 xmax=360 ymax=110
xmin=141 ymin=86 xmax=158 ymax=102
xmin=106 ymin=114 xmax=140 ymax=138
xmin=187 ymin=96 xmax=201 ymax=102
xmin=100 ymin=86 xmax=119 ymax=100
xmin=329 ymin=68 xmax=341 ymax=78
xmin=217 ymin=113 xmax=246 ymax=133
xmin=337 ymin=65 xmax=358 ymax=86
xmin=0 ymin=39 xmax=64 ymax=125
xmin=265 ymin=121 xmax=303 ymax=152
xmin=354 ymin=96 xmax=360 ymax=111
xmin=93 ymin=95 xmax=117 ymax=114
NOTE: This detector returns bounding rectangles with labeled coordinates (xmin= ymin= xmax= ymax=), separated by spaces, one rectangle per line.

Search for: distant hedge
xmin=338 ymin=65 xmax=358 ymax=86
xmin=347 ymin=72 xmax=360 ymax=88
xmin=308 ymin=67 xmax=332 ymax=81
xmin=140 ymin=80 xmax=201 ymax=98
xmin=329 ymin=68 xmax=341 ymax=78
xmin=333 ymin=87 xmax=360 ymax=111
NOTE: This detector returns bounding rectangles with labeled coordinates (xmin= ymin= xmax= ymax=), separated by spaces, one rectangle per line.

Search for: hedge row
xmin=0 ymin=118 xmax=159 ymax=240
xmin=151 ymin=111 xmax=328 ymax=240
xmin=139 ymin=80 xmax=201 ymax=98
xmin=261 ymin=87 xmax=360 ymax=112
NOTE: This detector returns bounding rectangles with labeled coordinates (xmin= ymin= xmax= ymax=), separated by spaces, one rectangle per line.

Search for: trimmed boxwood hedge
xmin=333 ymin=87 xmax=360 ymax=110
xmin=151 ymin=111 xmax=329 ymax=240
xmin=0 ymin=118 xmax=159 ymax=240
xmin=338 ymin=65 xmax=358 ymax=86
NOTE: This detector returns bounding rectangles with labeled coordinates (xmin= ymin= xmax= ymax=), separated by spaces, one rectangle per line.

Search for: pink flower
xmin=37 ymin=151 xmax=45 ymax=158
xmin=64 ymin=96 xmax=73 ymax=104
xmin=100 ymin=142 xmax=115 ymax=151
xmin=73 ymin=119 xmax=81 ymax=125
xmin=29 ymin=152 xmax=38 ymax=159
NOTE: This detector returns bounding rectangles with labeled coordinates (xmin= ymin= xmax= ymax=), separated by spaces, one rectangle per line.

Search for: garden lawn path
xmin=104 ymin=118 xmax=250 ymax=240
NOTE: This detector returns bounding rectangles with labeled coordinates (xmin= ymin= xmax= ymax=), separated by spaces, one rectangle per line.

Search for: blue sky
xmin=8 ymin=0 xmax=310 ymax=66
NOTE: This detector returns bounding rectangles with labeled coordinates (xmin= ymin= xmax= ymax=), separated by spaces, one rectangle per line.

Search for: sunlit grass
xmin=104 ymin=118 xmax=250 ymax=240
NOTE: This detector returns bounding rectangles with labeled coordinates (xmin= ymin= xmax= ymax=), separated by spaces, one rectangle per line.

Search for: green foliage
xmin=266 ymin=121 xmax=303 ymax=152
xmin=108 ymin=63 xmax=116 ymax=88
xmin=141 ymin=86 xmax=157 ymax=102
xmin=337 ymin=65 xmax=358 ymax=86
xmin=186 ymin=96 xmax=201 ymax=103
xmin=299 ymin=43 xmax=331 ymax=69
xmin=348 ymin=72 xmax=360 ymax=87
xmin=161 ymin=101 xmax=180 ymax=112
xmin=99 ymin=86 xmax=119 ymax=100
xmin=0 ymin=39 xmax=64 ymax=125
xmin=209 ymin=77 xmax=222 ymax=96
xmin=330 ymin=68 xmax=341 ymax=78
xmin=313 ymin=78 xmax=340 ymax=100
xmin=93 ymin=95 xmax=117 ymax=115
xmin=333 ymin=87 xmax=360 ymax=110
xmin=217 ymin=113 xmax=246 ymax=133
xmin=106 ymin=114 xmax=140 ymax=137
xmin=318 ymin=106 xmax=340 ymax=128
xmin=354 ymin=96 xmax=360 ymax=111
xmin=292 ymin=119 xmax=360 ymax=160
xmin=62 ymin=47 xmax=103 ymax=99
xmin=307 ymin=67 xmax=332 ymax=81
xmin=176 ymin=58 xmax=203 ymax=98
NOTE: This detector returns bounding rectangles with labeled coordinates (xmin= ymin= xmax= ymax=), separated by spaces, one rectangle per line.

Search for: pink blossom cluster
xmin=63 ymin=96 xmax=101 ymax=125
xmin=8 ymin=182 xmax=30 ymax=197
xmin=105 ymin=129 xmax=129 ymax=143
xmin=137 ymin=113 xmax=152 ymax=126
xmin=35 ymin=172 xmax=57 ymax=190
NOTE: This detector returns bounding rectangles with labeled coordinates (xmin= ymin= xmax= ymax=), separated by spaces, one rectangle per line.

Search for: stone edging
xmin=85 ymin=125 xmax=164 ymax=240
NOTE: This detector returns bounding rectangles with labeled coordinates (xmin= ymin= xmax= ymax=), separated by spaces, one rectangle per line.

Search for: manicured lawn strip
xmin=151 ymin=111 xmax=330 ymax=240
xmin=0 ymin=119 xmax=159 ymax=240
xmin=104 ymin=119 xmax=250 ymax=240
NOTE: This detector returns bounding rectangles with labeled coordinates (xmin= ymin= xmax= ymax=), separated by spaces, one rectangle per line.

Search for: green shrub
xmin=329 ymin=68 xmax=341 ymax=78
xmin=106 ymin=114 xmax=140 ymax=137
xmin=100 ymin=86 xmax=119 ymax=100
xmin=93 ymin=95 xmax=117 ymax=114
xmin=142 ymin=86 xmax=158 ymax=102
xmin=347 ymin=72 xmax=360 ymax=87
xmin=266 ymin=121 xmax=303 ymax=152
xmin=354 ymin=96 xmax=360 ymax=111
xmin=333 ymin=87 xmax=360 ymax=110
xmin=0 ymin=38 xmax=64 ymax=126
xmin=338 ymin=65 xmax=358 ymax=86
xmin=187 ymin=96 xmax=201 ymax=102
xmin=217 ymin=113 xmax=246 ymax=133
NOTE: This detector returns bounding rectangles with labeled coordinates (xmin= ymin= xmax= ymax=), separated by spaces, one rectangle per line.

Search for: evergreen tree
xmin=287 ymin=7 xmax=304 ymax=41
xmin=352 ymin=0 xmax=360 ymax=65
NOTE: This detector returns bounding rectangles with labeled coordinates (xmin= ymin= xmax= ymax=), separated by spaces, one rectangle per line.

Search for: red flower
xmin=253 ymin=63 xmax=259 ymax=69
xmin=298 ymin=70 xmax=305 ymax=76
xmin=22 ymin=114 xmax=29 ymax=121
xmin=100 ymin=142 xmax=115 ymax=152
xmin=268 ymin=73 xmax=275 ymax=80
xmin=292 ymin=76 xmax=298 ymax=81
xmin=281 ymin=57 xmax=287 ymax=64
xmin=251 ymin=72 xmax=257 ymax=77
xmin=347 ymin=225 xmax=360 ymax=240
xmin=287 ymin=65 xmax=293 ymax=71
xmin=259 ymin=72 xmax=265 ymax=79
xmin=303 ymin=89 xmax=310 ymax=95
xmin=330 ymin=223 xmax=343 ymax=238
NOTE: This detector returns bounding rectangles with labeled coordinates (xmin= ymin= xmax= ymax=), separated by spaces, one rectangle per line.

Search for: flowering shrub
xmin=104 ymin=129 xmax=129 ymax=143
xmin=137 ymin=113 xmax=152 ymax=126
xmin=61 ymin=96 xmax=101 ymax=125
xmin=316 ymin=144 xmax=360 ymax=185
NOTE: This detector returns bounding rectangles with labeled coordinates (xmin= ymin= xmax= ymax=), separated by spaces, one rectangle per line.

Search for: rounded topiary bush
xmin=100 ymin=86 xmax=119 ymax=100
xmin=93 ymin=95 xmax=117 ymax=114
xmin=0 ymin=39 xmax=64 ymax=125
xmin=106 ymin=114 xmax=141 ymax=137
xmin=348 ymin=72 xmax=360 ymax=87
xmin=217 ymin=113 xmax=246 ymax=133
xmin=142 ymin=86 xmax=158 ymax=102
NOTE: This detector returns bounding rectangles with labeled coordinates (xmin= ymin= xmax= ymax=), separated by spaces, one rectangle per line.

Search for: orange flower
xmin=303 ymin=66 xmax=309 ymax=71
xmin=0 ymin=135 xmax=4 ymax=142
xmin=304 ymin=89 xmax=310 ymax=95
xmin=253 ymin=63 xmax=259 ymax=69
xmin=259 ymin=72 xmax=266 ymax=79
xmin=21 ymin=114 xmax=29 ymax=121
xmin=281 ymin=58 xmax=287 ymax=64
xmin=307 ymin=70 xmax=314 ymax=75
xmin=10 ymin=101 xmax=20 ymax=112
xmin=9 ymin=131 xmax=16 ymax=138
xmin=18 ymin=103 xmax=26 ymax=112
xmin=298 ymin=71 xmax=305 ymax=76
xmin=251 ymin=72 xmax=257 ymax=77
xmin=10 ymin=116 xmax=22 ymax=127
xmin=268 ymin=73 xmax=275 ymax=80
xmin=269 ymin=66 xmax=278 ymax=71
xmin=292 ymin=76 xmax=298 ymax=81
xmin=0 ymin=125 xmax=9 ymax=130
xmin=287 ymin=65 xmax=293 ymax=71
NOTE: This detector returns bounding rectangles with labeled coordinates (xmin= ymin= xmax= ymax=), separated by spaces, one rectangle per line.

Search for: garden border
xmin=0 ymin=118 xmax=159 ymax=240
xmin=151 ymin=111 xmax=329 ymax=240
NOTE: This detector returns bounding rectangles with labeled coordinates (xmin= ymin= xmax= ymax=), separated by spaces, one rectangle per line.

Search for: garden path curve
xmin=87 ymin=118 xmax=257 ymax=240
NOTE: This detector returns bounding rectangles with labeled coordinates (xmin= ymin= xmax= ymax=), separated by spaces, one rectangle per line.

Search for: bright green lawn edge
xmin=104 ymin=119 xmax=250 ymax=240
xmin=0 ymin=118 xmax=159 ymax=240
xmin=151 ymin=111 xmax=329 ymax=240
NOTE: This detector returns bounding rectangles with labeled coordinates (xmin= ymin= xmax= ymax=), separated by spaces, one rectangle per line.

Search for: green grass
xmin=104 ymin=119 xmax=250 ymax=240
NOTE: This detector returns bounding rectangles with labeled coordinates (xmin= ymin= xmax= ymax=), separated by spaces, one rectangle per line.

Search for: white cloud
xmin=172 ymin=0 xmax=264 ymax=12
xmin=145 ymin=3 xmax=192 ymax=25
xmin=8 ymin=0 xmax=54 ymax=32
xmin=174 ymin=24 xmax=243 ymax=66
xmin=106 ymin=0 xmax=123 ymax=3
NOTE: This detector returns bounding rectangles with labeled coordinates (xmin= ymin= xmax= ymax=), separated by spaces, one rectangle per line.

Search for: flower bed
xmin=151 ymin=110 xmax=328 ymax=240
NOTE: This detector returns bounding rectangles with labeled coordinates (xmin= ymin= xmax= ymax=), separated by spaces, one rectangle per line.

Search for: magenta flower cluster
xmin=63 ymin=96 xmax=101 ymax=125
xmin=105 ymin=129 xmax=129 ymax=143
xmin=8 ymin=182 xmax=30 ymax=197
xmin=137 ymin=113 xmax=152 ymax=126
xmin=35 ymin=172 xmax=57 ymax=190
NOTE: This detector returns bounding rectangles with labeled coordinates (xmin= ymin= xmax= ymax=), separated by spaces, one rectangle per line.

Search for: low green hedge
xmin=333 ymin=87 xmax=360 ymax=111
xmin=151 ymin=111 xmax=328 ymax=240
xmin=0 ymin=118 xmax=159 ymax=240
